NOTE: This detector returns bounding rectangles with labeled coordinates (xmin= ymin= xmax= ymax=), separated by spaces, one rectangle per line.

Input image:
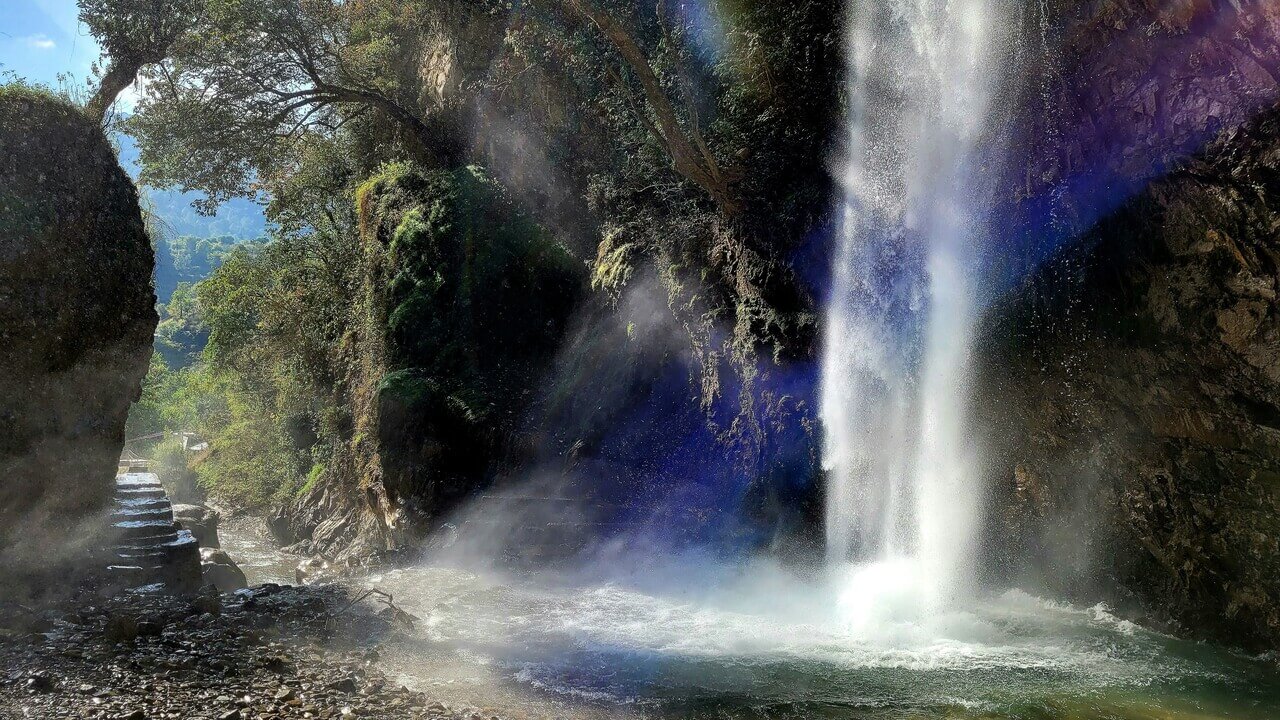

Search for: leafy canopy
xmin=126 ymin=0 xmax=448 ymax=210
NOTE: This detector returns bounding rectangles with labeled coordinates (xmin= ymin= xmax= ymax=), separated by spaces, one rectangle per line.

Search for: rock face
xmin=173 ymin=503 xmax=222 ymax=548
xmin=271 ymin=165 xmax=584 ymax=561
xmin=0 ymin=87 xmax=157 ymax=586
xmin=977 ymin=109 xmax=1280 ymax=650
xmin=1016 ymin=1 xmax=1280 ymax=232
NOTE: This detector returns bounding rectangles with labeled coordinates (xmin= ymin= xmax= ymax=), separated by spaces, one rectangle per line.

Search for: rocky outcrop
xmin=172 ymin=503 xmax=221 ymax=548
xmin=978 ymin=107 xmax=1280 ymax=650
xmin=272 ymin=165 xmax=585 ymax=562
xmin=0 ymin=86 xmax=157 ymax=586
xmin=1006 ymin=0 xmax=1280 ymax=266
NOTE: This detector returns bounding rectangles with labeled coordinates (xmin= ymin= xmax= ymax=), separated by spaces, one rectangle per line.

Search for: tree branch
xmin=560 ymin=0 xmax=739 ymax=215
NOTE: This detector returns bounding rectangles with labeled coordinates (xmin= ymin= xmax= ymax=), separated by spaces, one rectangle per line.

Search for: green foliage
xmin=298 ymin=462 xmax=326 ymax=498
xmin=154 ymin=234 xmax=252 ymax=301
xmin=78 ymin=0 xmax=202 ymax=64
xmin=125 ymin=352 xmax=173 ymax=439
xmin=151 ymin=434 xmax=200 ymax=501
xmin=128 ymin=208 xmax=358 ymax=509
xmin=125 ymin=0 xmax=445 ymax=211
xmin=154 ymin=282 xmax=210 ymax=367
xmin=364 ymin=163 xmax=583 ymax=419
xmin=194 ymin=404 xmax=302 ymax=507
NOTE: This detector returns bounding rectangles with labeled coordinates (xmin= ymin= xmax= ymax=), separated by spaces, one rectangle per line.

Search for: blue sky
xmin=0 ymin=0 xmax=102 ymax=90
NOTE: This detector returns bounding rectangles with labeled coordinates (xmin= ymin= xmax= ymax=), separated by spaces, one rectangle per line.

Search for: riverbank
xmin=0 ymin=583 xmax=506 ymax=720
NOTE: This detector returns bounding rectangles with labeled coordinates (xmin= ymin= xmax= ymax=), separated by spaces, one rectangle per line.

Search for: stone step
xmin=111 ymin=519 xmax=180 ymax=544
xmin=107 ymin=475 xmax=203 ymax=594
xmin=116 ymin=488 xmax=166 ymax=501
xmin=116 ymin=496 xmax=171 ymax=510
xmin=116 ymin=473 xmax=163 ymax=488
xmin=105 ymin=564 xmax=163 ymax=585
xmin=116 ymin=481 xmax=163 ymax=491
xmin=111 ymin=507 xmax=175 ymax=524
xmin=113 ymin=549 xmax=167 ymax=563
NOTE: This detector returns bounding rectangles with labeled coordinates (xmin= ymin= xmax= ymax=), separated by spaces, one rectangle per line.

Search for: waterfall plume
xmin=822 ymin=0 xmax=1006 ymax=614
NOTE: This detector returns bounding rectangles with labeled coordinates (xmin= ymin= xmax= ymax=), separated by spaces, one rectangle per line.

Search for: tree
xmin=79 ymin=0 xmax=204 ymax=121
xmin=155 ymin=282 xmax=210 ymax=368
xmin=127 ymin=0 xmax=456 ymax=208
xmin=556 ymin=0 xmax=739 ymax=216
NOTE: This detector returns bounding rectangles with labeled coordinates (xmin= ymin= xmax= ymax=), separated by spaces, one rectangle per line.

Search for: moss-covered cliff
xmin=272 ymin=164 xmax=584 ymax=561
xmin=0 ymin=85 xmax=157 ymax=579
xmin=978 ymin=108 xmax=1280 ymax=650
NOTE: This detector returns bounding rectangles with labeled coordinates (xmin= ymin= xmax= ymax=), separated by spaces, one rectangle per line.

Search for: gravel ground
xmin=0 ymin=584 xmax=507 ymax=720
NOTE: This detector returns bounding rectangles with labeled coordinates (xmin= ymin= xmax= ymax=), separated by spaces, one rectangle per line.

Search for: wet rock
xmin=328 ymin=677 xmax=359 ymax=694
xmin=200 ymin=548 xmax=248 ymax=591
xmin=261 ymin=655 xmax=289 ymax=673
xmin=174 ymin=504 xmax=222 ymax=548
xmin=25 ymin=672 xmax=53 ymax=693
xmin=105 ymin=614 xmax=139 ymax=644
xmin=190 ymin=590 xmax=223 ymax=617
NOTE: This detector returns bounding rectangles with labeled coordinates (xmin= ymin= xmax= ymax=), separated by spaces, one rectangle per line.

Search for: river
xmin=213 ymin=515 xmax=1280 ymax=719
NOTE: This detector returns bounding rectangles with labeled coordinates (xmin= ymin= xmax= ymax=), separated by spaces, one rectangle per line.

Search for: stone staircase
xmin=105 ymin=473 xmax=202 ymax=592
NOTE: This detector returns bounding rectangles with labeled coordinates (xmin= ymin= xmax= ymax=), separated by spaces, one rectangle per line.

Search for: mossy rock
xmin=357 ymin=162 xmax=585 ymax=525
xmin=0 ymin=84 xmax=157 ymax=579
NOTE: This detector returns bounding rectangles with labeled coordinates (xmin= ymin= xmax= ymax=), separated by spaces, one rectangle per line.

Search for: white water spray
xmin=822 ymin=0 xmax=1004 ymax=616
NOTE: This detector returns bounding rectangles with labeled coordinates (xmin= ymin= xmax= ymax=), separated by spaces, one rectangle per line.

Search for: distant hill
xmin=153 ymin=234 xmax=251 ymax=305
xmin=114 ymin=131 xmax=268 ymax=239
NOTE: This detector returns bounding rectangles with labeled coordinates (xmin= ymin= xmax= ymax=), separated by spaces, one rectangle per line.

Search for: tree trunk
xmin=561 ymin=0 xmax=739 ymax=216
xmin=87 ymin=58 xmax=144 ymax=123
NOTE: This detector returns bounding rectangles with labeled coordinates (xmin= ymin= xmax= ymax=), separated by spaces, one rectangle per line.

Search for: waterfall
xmin=822 ymin=0 xmax=1004 ymax=616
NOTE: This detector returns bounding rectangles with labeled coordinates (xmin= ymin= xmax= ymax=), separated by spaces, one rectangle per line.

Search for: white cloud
xmin=24 ymin=34 xmax=57 ymax=50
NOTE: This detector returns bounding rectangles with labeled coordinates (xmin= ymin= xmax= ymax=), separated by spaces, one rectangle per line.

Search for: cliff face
xmin=1007 ymin=0 xmax=1280 ymax=260
xmin=0 ymin=87 xmax=158 ymax=579
xmin=268 ymin=0 xmax=840 ymax=561
xmin=977 ymin=109 xmax=1280 ymax=650
xmin=273 ymin=165 xmax=584 ymax=562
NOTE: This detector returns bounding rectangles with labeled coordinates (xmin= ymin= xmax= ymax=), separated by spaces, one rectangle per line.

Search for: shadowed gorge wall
xmin=0 ymin=87 xmax=157 ymax=579
xmin=1000 ymin=0 xmax=1280 ymax=275
xmin=272 ymin=165 xmax=584 ymax=561
xmin=978 ymin=108 xmax=1280 ymax=650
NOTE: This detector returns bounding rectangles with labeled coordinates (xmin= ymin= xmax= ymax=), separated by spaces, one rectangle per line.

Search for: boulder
xmin=173 ymin=504 xmax=221 ymax=548
xmin=0 ymin=85 xmax=156 ymax=591
xmin=199 ymin=548 xmax=246 ymax=592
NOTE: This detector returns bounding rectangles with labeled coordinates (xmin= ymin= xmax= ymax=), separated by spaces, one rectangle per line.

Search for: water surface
xmin=363 ymin=562 xmax=1280 ymax=720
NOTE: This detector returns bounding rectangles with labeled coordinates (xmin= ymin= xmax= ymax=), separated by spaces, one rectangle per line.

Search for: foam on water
xmin=369 ymin=563 xmax=1280 ymax=717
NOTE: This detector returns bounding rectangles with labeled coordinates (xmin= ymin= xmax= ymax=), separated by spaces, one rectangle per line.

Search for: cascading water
xmin=822 ymin=0 xmax=1003 ymax=615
